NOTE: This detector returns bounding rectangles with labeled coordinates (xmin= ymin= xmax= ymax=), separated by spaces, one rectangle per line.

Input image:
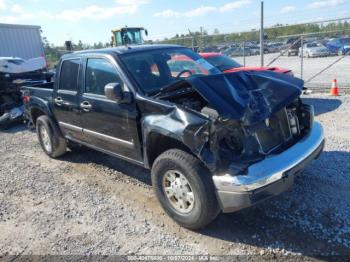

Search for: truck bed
xmin=21 ymin=82 xmax=54 ymax=101
xmin=24 ymin=81 xmax=54 ymax=89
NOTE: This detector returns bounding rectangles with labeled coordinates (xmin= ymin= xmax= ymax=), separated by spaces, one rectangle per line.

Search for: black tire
xmin=36 ymin=115 xmax=67 ymax=158
xmin=151 ymin=149 xmax=220 ymax=230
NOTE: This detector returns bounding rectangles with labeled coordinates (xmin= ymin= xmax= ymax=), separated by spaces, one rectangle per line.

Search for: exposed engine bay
xmin=155 ymin=71 xmax=313 ymax=174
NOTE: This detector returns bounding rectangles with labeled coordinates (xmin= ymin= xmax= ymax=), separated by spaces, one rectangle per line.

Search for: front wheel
xmin=338 ymin=49 xmax=344 ymax=56
xmin=151 ymin=149 xmax=220 ymax=230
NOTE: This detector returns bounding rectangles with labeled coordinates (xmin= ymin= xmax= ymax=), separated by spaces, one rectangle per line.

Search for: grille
xmin=255 ymin=108 xmax=294 ymax=154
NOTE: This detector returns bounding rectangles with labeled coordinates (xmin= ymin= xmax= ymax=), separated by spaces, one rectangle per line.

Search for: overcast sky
xmin=0 ymin=0 xmax=349 ymax=45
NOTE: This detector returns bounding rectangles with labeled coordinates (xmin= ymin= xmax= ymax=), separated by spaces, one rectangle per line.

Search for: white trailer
xmin=0 ymin=23 xmax=45 ymax=60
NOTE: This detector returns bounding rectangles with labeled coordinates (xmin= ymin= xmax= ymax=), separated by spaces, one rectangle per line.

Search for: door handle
xmin=54 ymin=97 xmax=63 ymax=106
xmin=80 ymin=101 xmax=92 ymax=112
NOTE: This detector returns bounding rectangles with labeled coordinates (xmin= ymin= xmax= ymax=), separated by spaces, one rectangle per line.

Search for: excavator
xmin=111 ymin=26 xmax=148 ymax=47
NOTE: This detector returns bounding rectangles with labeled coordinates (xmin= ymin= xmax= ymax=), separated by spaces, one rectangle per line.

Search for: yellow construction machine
xmin=111 ymin=26 xmax=148 ymax=47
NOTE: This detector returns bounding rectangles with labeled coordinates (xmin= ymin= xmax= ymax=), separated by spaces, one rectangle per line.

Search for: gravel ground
xmin=0 ymin=93 xmax=349 ymax=259
xmin=234 ymin=53 xmax=350 ymax=89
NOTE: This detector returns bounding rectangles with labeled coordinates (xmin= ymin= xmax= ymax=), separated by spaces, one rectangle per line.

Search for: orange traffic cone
xmin=330 ymin=79 xmax=340 ymax=96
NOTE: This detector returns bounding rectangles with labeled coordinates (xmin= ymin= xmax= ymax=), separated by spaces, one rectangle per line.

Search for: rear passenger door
xmin=79 ymin=56 xmax=143 ymax=164
xmin=53 ymin=58 xmax=84 ymax=141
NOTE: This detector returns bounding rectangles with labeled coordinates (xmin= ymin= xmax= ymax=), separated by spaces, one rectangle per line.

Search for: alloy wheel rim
xmin=162 ymin=170 xmax=195 ymax=214
xmin=40 ymin=125 xmax=52 ymax=152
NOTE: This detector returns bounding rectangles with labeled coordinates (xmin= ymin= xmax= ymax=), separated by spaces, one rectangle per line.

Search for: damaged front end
xmin=152 ymin=70 xmax=324 ymax=212
xmin=201 ymin=98 xmax=315 ymax=176
xmin=156 ymin=71 xmax=314 ymax=174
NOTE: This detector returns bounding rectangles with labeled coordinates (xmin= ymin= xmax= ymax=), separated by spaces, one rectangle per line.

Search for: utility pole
xmin=188 ymin=29 xmax=194 ymax=51
xmin=260 ymin=1 xmax=264 ymax=67
xmin=300 ymin=36 xmax=304 ymax=80
xmin=243 ymin=41 xmax=246 ymax=67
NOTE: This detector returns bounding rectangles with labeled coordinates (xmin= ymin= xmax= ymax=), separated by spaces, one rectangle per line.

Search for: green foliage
xmin=43 ymin=38 xmax=111 ymax=68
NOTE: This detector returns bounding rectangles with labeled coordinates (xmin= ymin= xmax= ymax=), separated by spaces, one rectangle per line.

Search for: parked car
xmin=22 ymin=45 xmax=324 ymax=229
xmin=200 ymin=52 xmax=293 ymax=75
xmin=326 ymin=37 xmax=350 ymax=56
xmin=266 ymin=42 xmax=284 ymax=53
xmin=281 ymin=37 xmax=302 ymax=56
xmin=299 ymin=42 xmax=330 ymax=58
xmin=201 ymin=45 xmax=219 ymax=53
xmin=222 ymin=47 xmax=251 ymax=57
xmin=248 ymin=46 xmax=260 ymax=55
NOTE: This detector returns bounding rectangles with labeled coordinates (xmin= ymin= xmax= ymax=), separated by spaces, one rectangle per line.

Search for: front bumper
xmin=212 ymin=122 xmax=325 ymax=213
xmin=288 ymin=49 xmax=299 ymax=55
xmin=310 ymin=53 xmax=329 ymax=57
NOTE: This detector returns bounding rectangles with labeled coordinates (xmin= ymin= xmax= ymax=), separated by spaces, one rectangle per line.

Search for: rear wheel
xmin=151 ymin=149 xmax=220 ymax=230
xmin=338 ymin=49 xmax=344 ymax=56
xmin=36 ymin=115 xmax=67 ymax=158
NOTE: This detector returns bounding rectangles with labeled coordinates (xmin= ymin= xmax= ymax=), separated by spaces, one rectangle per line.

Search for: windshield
xmin=204 ymin=55 xmax=242 ymax=71
xmin=119 ymin=48 xmax=220 ymax=94
xmin=340 ymin=38 xmax=350 ymax=45
xmin=307 ymin=43 xmax=319 ymax=48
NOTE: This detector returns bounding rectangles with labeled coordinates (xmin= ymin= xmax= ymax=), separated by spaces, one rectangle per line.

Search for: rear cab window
xmin=59 ymin=59 xmax=80 ymax=92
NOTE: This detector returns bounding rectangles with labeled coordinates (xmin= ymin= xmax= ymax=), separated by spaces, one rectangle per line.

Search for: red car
xmin=199 ymin=52 xmax=293 ymax=76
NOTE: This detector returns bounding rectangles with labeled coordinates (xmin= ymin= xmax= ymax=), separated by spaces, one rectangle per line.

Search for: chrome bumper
xmin=213 ymin=122 xmax=325 ymax=212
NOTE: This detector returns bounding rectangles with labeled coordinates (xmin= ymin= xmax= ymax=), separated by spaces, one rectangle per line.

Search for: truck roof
xmin=62 ymin=44 xmax=182 ymax=59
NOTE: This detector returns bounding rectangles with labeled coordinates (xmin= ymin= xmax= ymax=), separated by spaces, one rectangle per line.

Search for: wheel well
xmin=146 ymin=132 xmax=194 ymax=168
xmin=30 ymin=108 xmax=46 ymax=125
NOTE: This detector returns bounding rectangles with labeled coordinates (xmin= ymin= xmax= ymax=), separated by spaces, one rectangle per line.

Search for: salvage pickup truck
xmin=22 ymin=45 xmax=325 ymax=229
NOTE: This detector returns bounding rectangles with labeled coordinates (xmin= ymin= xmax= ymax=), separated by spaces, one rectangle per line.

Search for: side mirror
xmin=145 ymin=29 xmax=148 ymax=36
xmin=104 ymin=83 xmax=132 ymax=103
xmin=105 ymin=83 xmax=123 ymax=102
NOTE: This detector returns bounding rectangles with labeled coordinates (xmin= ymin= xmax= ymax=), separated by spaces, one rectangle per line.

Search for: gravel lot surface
xmin=0 ymin=93 xmax=349 ymax=259
xmin=234 ymin=53 xmax=350 ymax=89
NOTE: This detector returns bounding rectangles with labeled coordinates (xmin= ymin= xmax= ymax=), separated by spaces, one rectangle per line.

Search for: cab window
xmin=59 ymin=59 xmax=80 ymax=92
xmin=85 ymin=58 xmax=122 ymax=96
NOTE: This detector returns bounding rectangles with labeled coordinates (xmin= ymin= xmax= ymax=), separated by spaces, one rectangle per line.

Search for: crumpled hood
xmin=186 ymin=71 xmax=303 ymax=125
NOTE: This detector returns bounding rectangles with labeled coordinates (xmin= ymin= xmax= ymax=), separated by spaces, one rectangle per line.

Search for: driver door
xmin=79 ymin=56 xmax=143 ymax=164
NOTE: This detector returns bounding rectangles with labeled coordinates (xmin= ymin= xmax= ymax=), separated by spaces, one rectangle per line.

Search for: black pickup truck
xmin=22 ymin=45 xmax=325 ymax=229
